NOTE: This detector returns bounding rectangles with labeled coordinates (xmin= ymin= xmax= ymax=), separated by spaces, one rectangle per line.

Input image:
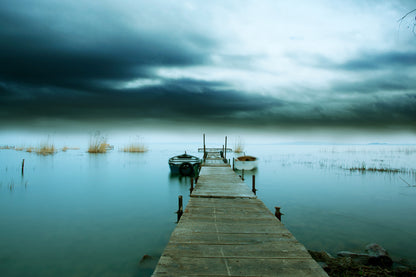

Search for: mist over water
xmin=1 ymin=138 xmax=416 ymax=276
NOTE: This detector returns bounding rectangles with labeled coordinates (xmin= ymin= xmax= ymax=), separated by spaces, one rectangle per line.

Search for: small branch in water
xmin=399 ymin=176 xmax=416 ymax=187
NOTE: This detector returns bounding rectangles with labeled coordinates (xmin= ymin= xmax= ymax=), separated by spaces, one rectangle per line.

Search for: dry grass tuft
xmin=88 ymin=135 xmax=108 ymax=153
xmin=36 ymin=144 xmax=56 ymax=155
xmin=0 ymin=145 xmax=14 ymax=150
xmin=121 ymin=143 xmax=148 ymax=153
xmin=234 ymin=137 xmax=244 ymax=153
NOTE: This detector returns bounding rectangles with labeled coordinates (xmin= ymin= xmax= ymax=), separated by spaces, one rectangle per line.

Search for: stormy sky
xmin=1 ymin=0 xmax=415 ymax=136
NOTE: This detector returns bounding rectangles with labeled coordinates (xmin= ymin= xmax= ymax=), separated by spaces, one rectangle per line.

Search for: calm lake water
xmin=1 ymin=143 xmax=416 ymax=276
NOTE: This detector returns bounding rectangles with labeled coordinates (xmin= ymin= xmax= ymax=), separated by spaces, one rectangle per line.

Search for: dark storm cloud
xmin=0 ymin=79 xmax=285 ymax=126
xmin=2 ymin=76 xmax=415 ymax=131
xmin=0 ymin=2 xmax=212 ymax=90
xmin=345 ymin=94 xmax=416 ymax=128
xmin=0 ymin=1 xmax=415 ymax=132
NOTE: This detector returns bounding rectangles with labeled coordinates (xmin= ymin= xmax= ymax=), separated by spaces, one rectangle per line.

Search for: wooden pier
xmin=152 ymin=150 xmax=328 ymax=276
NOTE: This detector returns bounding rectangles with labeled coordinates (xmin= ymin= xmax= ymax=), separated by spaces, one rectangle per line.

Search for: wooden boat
xmin=234 ymin=155 xmax=258 ymax=170
xmin=169 ymin=153 xmax=202 ymax=176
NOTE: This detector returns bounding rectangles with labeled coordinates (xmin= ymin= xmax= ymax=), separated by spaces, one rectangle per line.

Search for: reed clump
xmin=0 ymin=145 xmax=14 ymax=150
xmin=121 ymin=143 xmax=148 ymax=153
xmin=36 ymin=144 xmax=56 ymax=155
xmin=88 ymin=136 xmax=108 ymax=153
xmin=234 ymin=137 xmax=244 ymax=153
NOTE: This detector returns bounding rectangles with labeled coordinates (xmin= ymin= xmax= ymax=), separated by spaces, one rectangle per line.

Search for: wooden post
xmin=177 ymin=195 xmax=183 ymax=222
xmin=21 ymin=159 xmax=25 ymax=176
xmin=232 ymin=159 xmax=234 ymax=170
xmin=190 ymin=178 xmax=194 ymax=194
xmin=203 ymin=134 xmax=206 ymax=157
xmin=275 ymin=207 xmax=283 ymax=221
xmin=241 ymin=169 xmax=244 ymax=181
xmin=224 ymin=136 xmax=227 ymax=160
xmin=252 ymin=175 xmax=256 ymax=195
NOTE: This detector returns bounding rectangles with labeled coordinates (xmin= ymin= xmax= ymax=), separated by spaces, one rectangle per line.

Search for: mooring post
xmin=203 ymin=133 xmax=206 ymax=158
xmin=252 ymin=175 xmax=256 ymax=195
xmin=275 ymin=207 xmax=283 ymax=221
xmin=190 ymin=178 xmax=194 ymax=194
xmin=241 ymin=169 xmax=244 ymax=181
xmin=224 ymin=136 xmax=227 ymax=160
xmin=232 ymin=158 xmax=234 ymax=170
xmin=21 ymin=159 xmax=25 ymax=176
xmin=177 ymin=195 xmax=183 ymax=222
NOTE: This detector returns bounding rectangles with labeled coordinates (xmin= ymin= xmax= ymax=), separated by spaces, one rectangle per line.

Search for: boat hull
xmin=234 ymin=155 xmax=258 ymax=170
xmin=169 ymin=163 xmax=201 ymax=176
xmin=234 ymin=160 xmax=258 ymax=170
xmin=168 ymin=153 xmax=202 ymax=176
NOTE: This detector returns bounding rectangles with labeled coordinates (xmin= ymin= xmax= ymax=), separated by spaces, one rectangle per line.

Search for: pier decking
xmin=152 ymin=151 xmax=328 ymax=276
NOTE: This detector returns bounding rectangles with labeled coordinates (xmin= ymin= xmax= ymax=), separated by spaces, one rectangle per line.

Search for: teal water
xmin=1 ymin=143 xmax=416 ymax=276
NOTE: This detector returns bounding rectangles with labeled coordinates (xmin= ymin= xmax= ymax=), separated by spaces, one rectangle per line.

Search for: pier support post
xmin=252 ymin=175 xmax=256 ymax=195
xmin=241 ymin=169 xmax=244 ymax=181
xmin=177 ymin=195 xmax=183 ymax=222
xmin=275 ymin=207 xmax=283 ymax=221
xmin=203 ymin=134 xmax=206 ymax=158
xmin=224 ymin=136 xmax=227 ymax=160
xmin=21 ymin=159 xmax=25 ymax=176
xmin=190 ymin=178 xmax=194 ymax=194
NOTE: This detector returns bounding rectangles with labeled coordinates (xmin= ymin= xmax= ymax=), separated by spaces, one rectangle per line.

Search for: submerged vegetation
xmin=348 ymin=165 xmax=402 ymax=173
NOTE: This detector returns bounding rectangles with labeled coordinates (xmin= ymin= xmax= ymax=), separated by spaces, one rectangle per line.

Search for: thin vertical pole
xmin=203 ymin=134 xmax=206 ymax=156
xmin=224 ymin=136 xmax=227 ymax=160
xmin=190 ymin=178 xmax=194 ymax=194
xmin=252 ymin=175 xmax=256 ymax=195
xmin=21 ymin=159 xmax=25 ymax=176
xmin=241 ymin=169 xmax=244 ymax=181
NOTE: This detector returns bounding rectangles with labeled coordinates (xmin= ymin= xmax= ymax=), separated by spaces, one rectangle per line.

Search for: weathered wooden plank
xmin=168 ymin=231 xmax=295 ymax=245
xmin=193 ymin=167 xmax=256 ymax=199
xmin=153 ymin=256 xmax=327 ymax=277
xmin=162 ymin=242 xmax=312 ymax=259
xmin=173 ymin=222 xmax=289 ymax=234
